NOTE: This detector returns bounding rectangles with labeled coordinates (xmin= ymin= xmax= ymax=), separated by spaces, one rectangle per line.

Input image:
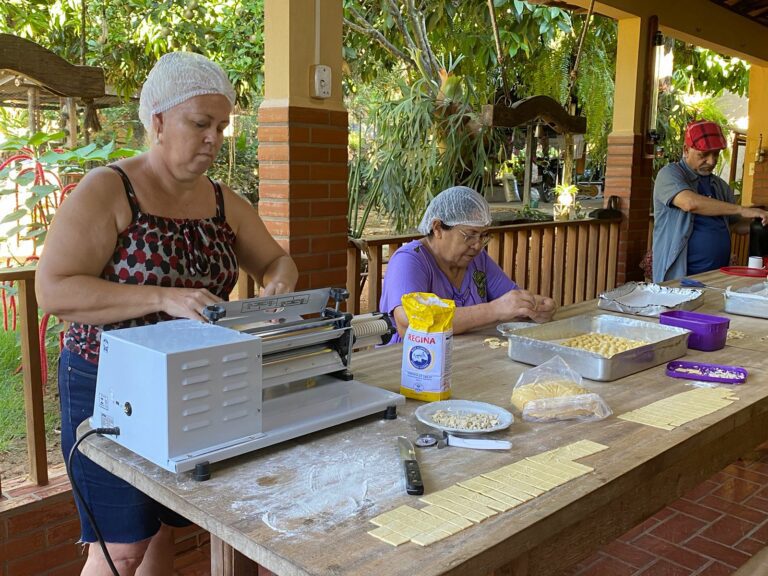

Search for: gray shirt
xmin=652 ymin=159 xmax=736 ymax=283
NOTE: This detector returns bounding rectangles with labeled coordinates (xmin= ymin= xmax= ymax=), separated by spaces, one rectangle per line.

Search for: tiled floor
xmin=565 ymin=443 xmax=768 ymax=575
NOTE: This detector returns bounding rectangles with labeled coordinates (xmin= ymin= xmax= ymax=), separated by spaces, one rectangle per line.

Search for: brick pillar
xmin=605 ymin=134 xmax=653 ymax=283
xmin=257 ymin=106 xmax=349 ymax=290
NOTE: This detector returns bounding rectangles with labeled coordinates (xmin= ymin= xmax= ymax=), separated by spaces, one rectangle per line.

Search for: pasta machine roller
xmin=87 ymin=288 xmax=404 ymax=473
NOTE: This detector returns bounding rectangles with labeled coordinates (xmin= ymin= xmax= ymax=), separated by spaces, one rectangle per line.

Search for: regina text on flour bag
xmin=400 ymin=292 xmax=455 ymax=401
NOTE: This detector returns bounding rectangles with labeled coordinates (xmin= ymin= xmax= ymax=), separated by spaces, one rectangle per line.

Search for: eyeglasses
xmin=457 ymin=229 xmax=492 ymax=247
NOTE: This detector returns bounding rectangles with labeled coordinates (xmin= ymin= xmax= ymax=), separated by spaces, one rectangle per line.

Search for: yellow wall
xmin=612 ymin=16 xmax=651 ymax=136
xmin=743 ymin=65 xmax=768 ymax=205
xmin=263 ymin=0 xmax=345 ymax=110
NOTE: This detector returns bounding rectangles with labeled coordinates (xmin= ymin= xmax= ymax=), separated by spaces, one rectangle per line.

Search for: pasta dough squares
xmin=368 ymin=439 xmax=609 ymax=547
xmin=484 ymin=473 xmax=547 ymax=497
xmin=520 ymin=459 xmax=583 ymax=483
xmin=460 ymin=476 xmax=534 ymax=503
xmin=419 ymin=494 xmax=490 ymax=523
xmin=618 ymin=387 xmax=738 ymax=430
xmin=387 ymin=520 xmax=425 ymax=539
xmin=421 ymin=505 xmax=474 ymax=529
xmin=370 ymin=505 xmax=417 ymax=526
xmin=526 ymin=457 xmax=594 ymax=477
xmin=502 ymin=465 xmax=561 ymax=490
xmin=429 ymin=489 xmax=500 ymax=517
xmin=444 ymin=485 xmax=517 ymax=512
xmin=412 ymin=528 xmax=454 ymax=546
xmin=554 ymin=439 xmax=609 ymax=459
xmin=368 ymin=526 xmax=411 ymax=546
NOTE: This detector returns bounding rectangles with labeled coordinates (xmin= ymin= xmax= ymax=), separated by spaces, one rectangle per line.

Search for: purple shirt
xmin=379 ymin=240 xmax=518 ymax=343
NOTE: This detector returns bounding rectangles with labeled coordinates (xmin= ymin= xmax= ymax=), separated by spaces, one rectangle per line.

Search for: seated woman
xmin=380 ymin=186 xmax=556 ymax=342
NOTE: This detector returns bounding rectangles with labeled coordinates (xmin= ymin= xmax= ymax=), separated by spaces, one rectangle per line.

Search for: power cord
xmin=67 ymin=427 xmax=121 ymax=576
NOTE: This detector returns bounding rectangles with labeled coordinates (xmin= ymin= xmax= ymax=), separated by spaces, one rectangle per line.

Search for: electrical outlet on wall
xmin=310 ymin=64 xmax=331 ymax=99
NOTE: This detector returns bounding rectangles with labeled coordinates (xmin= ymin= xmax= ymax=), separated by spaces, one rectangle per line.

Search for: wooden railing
xmin=4 ymin=215 xmax=623 ymax=490
xmin=347 ymin=216 xmax=622 ymax=314
xmin=0 ymin=267 xmax=47 ymax=490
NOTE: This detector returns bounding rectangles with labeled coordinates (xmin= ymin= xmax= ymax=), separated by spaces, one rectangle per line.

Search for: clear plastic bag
xmin=522 ymin=393 xmax=612 ymax=423
xmin=510 ymin=356 xmax=611 ymax=422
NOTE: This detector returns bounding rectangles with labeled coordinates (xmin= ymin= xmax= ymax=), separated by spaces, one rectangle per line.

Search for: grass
xmin=0 ymin=327 xmax=62 ymax=478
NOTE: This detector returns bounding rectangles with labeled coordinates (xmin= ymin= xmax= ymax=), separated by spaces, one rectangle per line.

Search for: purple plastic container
xmin=666 ymin=360 xmax=747 ymax=384
xmin=658 ymin=310 xmax=729 ymax=351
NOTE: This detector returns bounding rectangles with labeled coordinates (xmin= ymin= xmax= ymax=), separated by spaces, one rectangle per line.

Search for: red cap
xmin=684 ymin=120 xmax=728 ymax=152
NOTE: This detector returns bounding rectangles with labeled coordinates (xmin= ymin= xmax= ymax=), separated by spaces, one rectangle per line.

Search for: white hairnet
xmin=417 ymin=186 xmax=492 ymax=235
xmin=138 ymin=52 xmax=236 ymax=131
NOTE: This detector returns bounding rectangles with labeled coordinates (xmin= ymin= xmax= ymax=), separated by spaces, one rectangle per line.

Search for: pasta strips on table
xmin=560 ymin=333 xmax=646 ymax=357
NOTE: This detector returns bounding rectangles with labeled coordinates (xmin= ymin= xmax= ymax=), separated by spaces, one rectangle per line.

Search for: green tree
xmin=0 ymin=0 xmax=266 ymax=107
xmin=343 ymin=0 xmax=616 ymax=231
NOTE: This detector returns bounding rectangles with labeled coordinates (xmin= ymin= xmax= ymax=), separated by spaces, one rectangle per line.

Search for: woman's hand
xmin=529 ymin=295 xmax=557 ymax=323
xmin=261 ymin=279 xmax=294 ymax=296
xmin=493 ymin=289 xmax=556 ymax=323
xmin=493 ymin=289 xmax=538 ymax=320
xmin=161 ymin=287 xmax=222 ymax=322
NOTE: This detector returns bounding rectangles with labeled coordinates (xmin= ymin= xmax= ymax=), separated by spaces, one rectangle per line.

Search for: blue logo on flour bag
xmin=408 ymin=345 xmax=432 ymax=369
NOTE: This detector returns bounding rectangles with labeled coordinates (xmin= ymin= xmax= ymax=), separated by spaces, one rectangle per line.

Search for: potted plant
xmin=552 ymin=183 xmax=579 ymax=221
xmin=497 ymin=156 xmax=523 ymax=202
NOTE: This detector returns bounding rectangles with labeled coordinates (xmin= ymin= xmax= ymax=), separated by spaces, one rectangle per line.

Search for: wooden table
xmin=80 ymin=270 xmax=768 ymax=576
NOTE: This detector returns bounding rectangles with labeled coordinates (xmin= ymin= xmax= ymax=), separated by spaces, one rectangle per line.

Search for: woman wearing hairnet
xmin=380 ymin=186 xmax=555 ymax=342
xmin=36 ymin=52 xmax=298 ymax=574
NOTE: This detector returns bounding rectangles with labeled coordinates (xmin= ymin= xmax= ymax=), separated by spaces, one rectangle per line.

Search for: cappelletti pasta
xmin=560 ymin=333 xmax=645 ymax=357
xmin=431 ymin=410 xmax=500 ymax=431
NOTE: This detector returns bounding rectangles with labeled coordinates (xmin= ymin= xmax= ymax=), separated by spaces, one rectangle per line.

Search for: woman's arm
xmin=36 ymin=167 xmax=222 ymax=324
xmin=392 ymin=288 xmax=545 ymax=337
xmin=224 ymin=188 xmax=298 ymax=295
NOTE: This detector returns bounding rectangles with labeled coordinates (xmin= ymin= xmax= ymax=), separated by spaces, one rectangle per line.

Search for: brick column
xmin=259 ymin=0 xmax=348 ymax=291
xmin=258 ymin=106 xmax=349 ymax=290
xmin=603 ymin=15 xmax=654 ymax=284
xmin=605 ymin=134 xmax=653 ymax=283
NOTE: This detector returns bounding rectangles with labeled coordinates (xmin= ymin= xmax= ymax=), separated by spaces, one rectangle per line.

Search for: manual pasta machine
xmin=87 ymin=288 xmax=404 ymax=473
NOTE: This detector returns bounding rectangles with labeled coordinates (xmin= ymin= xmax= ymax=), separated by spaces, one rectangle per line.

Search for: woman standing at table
xmin=36 ymin=52 xmax=298 ymax=575
xmin=380 ymin=186 xmax=556 ymax=342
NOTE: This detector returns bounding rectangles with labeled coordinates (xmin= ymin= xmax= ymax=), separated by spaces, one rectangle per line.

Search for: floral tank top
xmin=64 ymin=165 xmax=239 ymax=363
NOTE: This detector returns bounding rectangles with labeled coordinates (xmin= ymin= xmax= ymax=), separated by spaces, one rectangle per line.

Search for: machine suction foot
xmin=383 ymin=405 xmax=398 ymax=420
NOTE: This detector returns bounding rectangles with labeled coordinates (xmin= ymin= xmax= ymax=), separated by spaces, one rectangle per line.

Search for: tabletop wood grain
xmin=79 ymin=270 xmax=768 ymax=576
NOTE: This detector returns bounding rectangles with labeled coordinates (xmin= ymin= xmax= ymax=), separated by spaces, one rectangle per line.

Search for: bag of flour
xmin=400 ymin=292 xmax=455 ymax=401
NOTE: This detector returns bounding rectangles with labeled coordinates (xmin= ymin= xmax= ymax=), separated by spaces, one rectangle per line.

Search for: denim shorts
xmin=58 ymin=347 xmax=191 ymax=543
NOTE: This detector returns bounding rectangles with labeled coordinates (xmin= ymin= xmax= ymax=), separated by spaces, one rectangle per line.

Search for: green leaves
xmin=0 ymin=130 xmax=140 ymax=253
xmin=1 ymin=210 xmax=27 ymax=225
xmin=0 ymin=0 xmax=266 ymax=108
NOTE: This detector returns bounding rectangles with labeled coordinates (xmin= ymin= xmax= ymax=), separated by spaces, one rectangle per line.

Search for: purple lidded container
xmin=666 ymin=360 xmax=747 ymax=384
xmin=658 ymin=310 xmax=729 ymax=351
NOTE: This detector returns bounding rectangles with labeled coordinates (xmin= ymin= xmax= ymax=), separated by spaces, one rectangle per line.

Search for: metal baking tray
xmin=724 ymin=282 xmax=768 ymax=319
xmin=505 ymin=314 xmax=690 ymax=381
xmin=598 ymin=282 xmax=703 ymax=317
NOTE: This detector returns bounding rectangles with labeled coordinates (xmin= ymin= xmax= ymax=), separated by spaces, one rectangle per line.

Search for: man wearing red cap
xmin=652 ymin=120 xmax=768 ymax=282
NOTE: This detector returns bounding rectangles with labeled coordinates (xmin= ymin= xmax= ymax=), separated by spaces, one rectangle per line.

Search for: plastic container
xmin=666 ymin=360 xmax=747 ymax=384
xmin=658 ymin=310 xmax=729 ymax=351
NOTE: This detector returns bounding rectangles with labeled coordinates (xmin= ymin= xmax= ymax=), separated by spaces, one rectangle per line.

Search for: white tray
xmin=414 ymin=400 xmax=513 ymax=434
xmin=598 ymin=282 xmax=703 ymax=317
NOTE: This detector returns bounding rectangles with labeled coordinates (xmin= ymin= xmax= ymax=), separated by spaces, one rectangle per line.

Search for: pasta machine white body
xmin=87 ymin=288 xmax=404 ymax=473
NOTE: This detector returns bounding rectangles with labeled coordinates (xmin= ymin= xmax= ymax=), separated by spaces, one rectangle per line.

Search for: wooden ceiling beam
xmin=481 ymin=95 xmax=587 ymax=134
xmin=0 ymin=34 xmax=105 ymax=99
